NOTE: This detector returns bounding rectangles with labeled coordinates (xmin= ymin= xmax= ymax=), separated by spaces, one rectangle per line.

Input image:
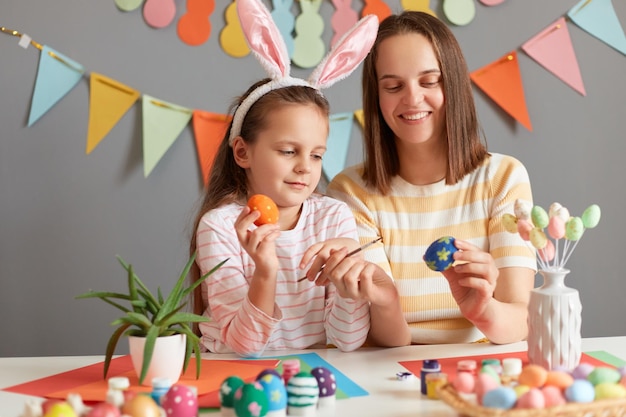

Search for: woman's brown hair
xmin=189 ymin=80 xmax=330 ymax=326
xmin=361 ymin=11 xmax=488 ymax=194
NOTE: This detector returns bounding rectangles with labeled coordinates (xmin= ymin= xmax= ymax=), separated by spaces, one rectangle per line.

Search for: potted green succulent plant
xmin=76 ymin=252 xmax=228 ymax=385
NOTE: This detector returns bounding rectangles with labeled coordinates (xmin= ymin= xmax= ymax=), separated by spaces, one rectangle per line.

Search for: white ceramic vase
xmin=527 ymin=268 xmax=582 ymax=370
xmin=128 ymin=333 xmax=186 ymax=386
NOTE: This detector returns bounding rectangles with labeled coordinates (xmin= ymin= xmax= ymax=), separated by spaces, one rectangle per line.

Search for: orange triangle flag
xmin=470 ymin=51 xmax=532 ymax=131
xmin=192 ymin=110 xmax=232 ymax=186
xmin=522 ymin=17 xmax=586 ymax=96
xmin=86 ymin=73 xmax=140 ymax=154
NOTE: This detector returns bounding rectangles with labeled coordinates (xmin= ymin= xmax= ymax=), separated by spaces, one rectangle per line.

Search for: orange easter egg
xmin=247 ymin=194 xmax=279 ymax=226
xmin=518 ymin=364 xmax=548 ymax=388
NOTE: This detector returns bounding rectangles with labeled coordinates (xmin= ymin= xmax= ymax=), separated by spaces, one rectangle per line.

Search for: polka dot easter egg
xmin=257 ymin=373 xmax=287 ymax=414
xmin=424 ymin=236 xmax=458 ymax=272
xmin=311 ymin=367 xmax=337 ymax=408
xmin=234 ymin=382 xmax=269 ymax=417
xmin=220 ymin=375 xmax=245 ymax=412
xmin=161 ymin=384 xmax=198 ymax=417
xmin=247 ymin=194 xmax=279 ymax=226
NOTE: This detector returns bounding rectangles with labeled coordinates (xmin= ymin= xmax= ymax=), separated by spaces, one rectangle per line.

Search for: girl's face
xmin=237 ymin=103 xmax=328 ymax=222
xmin=375 ymin=33 xmax=446 ymax=146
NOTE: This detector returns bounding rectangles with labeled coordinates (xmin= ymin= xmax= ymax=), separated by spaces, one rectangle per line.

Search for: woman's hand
xmin=234 ymin=205 xmax=281 ymax=275
xmin=440 ymin=239 xmax=499 ymax=323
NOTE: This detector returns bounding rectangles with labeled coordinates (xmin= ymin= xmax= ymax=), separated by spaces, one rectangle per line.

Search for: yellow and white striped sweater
xmin=327 ymin=153 xmax=536 ymax=344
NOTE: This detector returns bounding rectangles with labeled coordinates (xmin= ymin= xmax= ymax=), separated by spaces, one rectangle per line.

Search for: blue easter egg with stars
xmin=424 ymin=236 xmax=457 ymax=271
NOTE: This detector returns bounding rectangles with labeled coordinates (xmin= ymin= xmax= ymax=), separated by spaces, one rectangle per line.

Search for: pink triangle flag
xmin=28 ymin=45 xmax=85 ymax=126
xmin=522 ymin=17 xmax=586 ymax=96
xmin=567 ymin=0 xmax=626 ymax=56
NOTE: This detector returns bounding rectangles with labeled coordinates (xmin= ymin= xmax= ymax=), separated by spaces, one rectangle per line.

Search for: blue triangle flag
xmin=323 ymin=112 xmax=354 ymax=182
xmin=567 ymin=0 xmax=626 ymax=56
xmin=28 ymin=45 xmax=85 ymax=126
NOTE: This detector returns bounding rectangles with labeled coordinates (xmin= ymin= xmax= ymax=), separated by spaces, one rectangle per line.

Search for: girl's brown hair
xmin=189 ymin=79 xmax=330 ymax=323
xmin=361 ymin=11 xmax=488 ymax=194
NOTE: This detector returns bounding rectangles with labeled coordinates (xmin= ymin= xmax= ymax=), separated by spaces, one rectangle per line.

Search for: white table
xmin=2 ymin=337 xmax=626 ymax=417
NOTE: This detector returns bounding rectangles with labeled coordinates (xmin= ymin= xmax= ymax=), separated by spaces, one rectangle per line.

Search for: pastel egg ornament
xmin=516 ymin=219 xmax=533 ymax=241
xmin=234 ymin=382 xmax=269 ymax=417
xmin=565 ymin=379 xmax=595 ymax=402
xmin=501 ymin=213 xmax=518 ymax=233
xmin=482 ymin=386 xmax=517 ymax=409
xmin=311 ymin=367 xmax=337 ymax=408
xmin=529 ymin=228 xmax=547 ymax=250
xmin=547 ymin=215 xmax=565 ymax=239
xmin=286 ymin=371 xmax=319 ymax=416
xmin=257 ymin=373 xmax=287 ymax=417
xmin=161 ymin=384 xmax=198 ymax=417
xmin=220 ymin=376 xmax=245 ymax=417
xmin=87 ymin=402 xmax=121 ymax=417
xmin=514 ymin=199 xmax=533 ymax=220
xmin=531 ymin=205 xmax=549 ymax=228
xmin=565 ymin=216 xmax=584 ymax=241
xmin=424 ymin=236 xmax=458 ymax=272
xmin=44 ymin=402 xmax=78 ymax=417
xmin=582 ymin=204 xmax=601 ymax=229
xmin=538 ymin=239 xmax=555 ymax=262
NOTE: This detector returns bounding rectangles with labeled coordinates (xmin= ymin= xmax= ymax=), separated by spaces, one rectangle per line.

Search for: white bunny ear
xmin=237 ymin=0 xmax=291 ymax=78
xmin=308 ymin=14 xmax=379 ymax=89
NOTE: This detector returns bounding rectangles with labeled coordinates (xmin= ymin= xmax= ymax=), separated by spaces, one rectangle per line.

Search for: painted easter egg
xmin=286 ymin=371 xmax=319 ymax=413
xmin=538 ymin=240 xmax=555 ymax=262
xmin=582 ymin=204 xmax=601 ymax=229
xmin=548 ymin=202 xmax=562 ymax=218
xmin=514 ymin=199 xmax=532 ymax=220
xmin=120 ymin=395 xmax=161 ymax=417
xmin=161 ymin=384 xmax=198 ymax=417
xmin=518 ymin=364 xmax=548 ymax=388
xmin=234 ymin=382 xmax=269 ymax=417
xmin=541 ymin=385 xmax=566 ymax=407
xmin=311 ymin=367 xmax=337 ymax=407
xmin=587 ymin=367 xmax=621 ymax=385
xmin=565 ymin=379 xmax=595 ymax=402
xmin=44 ymin=402 xmax=78 ymax=417
xmin=565 ymin=217 xmax=584 ymax=241
xmin=87 ymin=403 xmax=121 ymax=417
xmin=516 ymin=388 xmax=545 ymax=409
xmin=220 ymin=376 xmax=245 ymax=409
xmin=482 ymin=386 xmax=517 ymax=409
xmin=548 ymin=216 xmax=565 ymax=240
xmin=257 ymin=373 xmax=287 ymax=413
xmin=502 ymin=213 xmax=518 ymax=233
xmin=517 ymin=219 xmax=533 ymax=241
xmin=424 ymin=236 xmax=457 ymax=272
xmin=529 ymin=228 xmax=547 ymax=249
xmin=531 ymin=205 xmax=549 ymax=229
xmin=256 ymin=368 xmax=282 ymax=381
xmin=595 ymin=382 xmax=626 ymax=399
xmin=247 ymin=194 xmax=279 ymax=226
xmin=571 ymin=363 xmax=595 ymax=380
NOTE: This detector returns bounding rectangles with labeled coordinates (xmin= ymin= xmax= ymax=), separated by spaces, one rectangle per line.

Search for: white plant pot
xmin=128 ymin=333 xmax=186 ymax=386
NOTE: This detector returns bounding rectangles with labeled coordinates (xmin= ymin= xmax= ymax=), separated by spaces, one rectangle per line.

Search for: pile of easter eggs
xmin=220 ymin=365 xmax=337 ymax=417
xmin=451 ymin=361 xmax=626 ymax=411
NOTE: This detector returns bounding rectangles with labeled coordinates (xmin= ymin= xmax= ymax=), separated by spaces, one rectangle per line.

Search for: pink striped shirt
xmin=196 ymin=194 xmax=370 ymax=357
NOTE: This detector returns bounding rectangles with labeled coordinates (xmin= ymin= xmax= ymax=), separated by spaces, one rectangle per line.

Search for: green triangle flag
xmin=142 ymin=94 xmax=193 ymax=177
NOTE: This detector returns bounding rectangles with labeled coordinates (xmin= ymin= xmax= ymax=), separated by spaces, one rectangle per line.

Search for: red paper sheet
xmin=3 ymin=355 xmax=278 ymax=408
xmin=399 ymin=351 xmax=612 ymax=381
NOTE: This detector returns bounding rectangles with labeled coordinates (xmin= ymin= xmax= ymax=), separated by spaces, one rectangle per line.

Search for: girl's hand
xmin=235 ymin=205 xmax=281 ymax=274
xmin=299 ymin=238 xmax=359 ymax=284
xmin=440 ymin=239 xmax=499 ymax=323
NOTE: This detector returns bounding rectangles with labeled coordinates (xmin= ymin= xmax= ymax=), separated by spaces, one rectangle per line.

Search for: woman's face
xmin=375 ymin=33 xmax=446 ymax=146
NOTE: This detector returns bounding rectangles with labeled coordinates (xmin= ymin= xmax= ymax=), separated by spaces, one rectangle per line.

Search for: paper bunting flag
xmin=567 ymin=0 xmax=626 ymax=56
xmin=522 ymin=17 xmax=586 ymax=96
xmin=115 ymin=0 xmax=144 ymax=12
xmin=479 ymin=0 xmax=506 ymax=5
xmin=177 ymin=0 xmax=214 ymax=46
xmin=354 ymin=109 xmax=364 ymax=129
xmin=470 ymin=51 xmax=532 ymax=131
xmin=362 ymin=0 xmax=392 ymax=22
xmin=28 ymin=45 xmax=85 ymax=127
xmin=143 ymin=0 xmax=176 ymax=28
xmin=142 ymin=95 xmax=193 ymax=177
xmin=220 ymin=0 xmax=250 ymax=58
xmin=86 ymin=74 xmax=140 ymax=154
xmin=323 ymin=112 xmax=354 ymax=181
xmin=192 ymin=110 xmax=231 ymax=186
xmin=271 ymin=0 xmax=296 ymax=57
xmin=292 ymin=0 xmax=326 ymax=68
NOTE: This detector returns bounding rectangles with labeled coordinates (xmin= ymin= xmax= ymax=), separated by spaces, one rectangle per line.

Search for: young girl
xmin=326 ymin=11 xmax=536 ymax=347
xmin=189 ymin=0 xmax=379 ymax=357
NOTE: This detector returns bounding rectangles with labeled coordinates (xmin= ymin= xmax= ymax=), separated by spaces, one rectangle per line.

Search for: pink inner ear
xmin=238 ymin=0 xmax=290 ymax=78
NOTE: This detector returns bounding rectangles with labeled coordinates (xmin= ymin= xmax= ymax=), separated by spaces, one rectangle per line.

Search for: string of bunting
xmin=1 ymin=0 xmax=625 ymax=183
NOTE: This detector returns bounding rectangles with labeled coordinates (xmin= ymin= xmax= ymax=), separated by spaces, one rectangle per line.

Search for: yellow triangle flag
xmin=86 ymin=73 xmax=140 ymax=154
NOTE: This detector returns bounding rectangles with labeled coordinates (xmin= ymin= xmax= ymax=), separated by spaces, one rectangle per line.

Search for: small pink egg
xmin=539 ymin=240 xmax=555 ymax=262
xmin=87 ymin=402 xmax=121 ymax=417
xmin=548 ymin=216 xmax=565 ymax=239
xmin=541 ymin=385 xmax=566 ymax=407
xmin=517 ymin=219 xmax=533 ymax=241
xmin=452 ymin=372 xmax=475 ymax=394
xmin=475 ymin=373 xmax=500 ymax=405
xmin=161 ymin=384 xmax=198 ymax=417
xmin=516 ymin=388 xmax=545 ymax=409
xmin=620 ymin=375 xmax=626 ymax=387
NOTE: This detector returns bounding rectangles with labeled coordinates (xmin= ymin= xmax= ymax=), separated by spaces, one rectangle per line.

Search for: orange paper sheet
xmin=3 ymin=355 xmax=278 ymax=408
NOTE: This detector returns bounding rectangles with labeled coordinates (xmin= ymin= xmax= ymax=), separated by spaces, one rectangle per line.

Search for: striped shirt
xmin=195 ymin=194 xmax=370 ymax=356
xmin=327 ymin=153 xmax=536 ymax=344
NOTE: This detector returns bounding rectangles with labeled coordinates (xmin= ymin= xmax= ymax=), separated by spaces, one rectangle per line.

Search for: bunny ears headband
xmin=229 ymin=0 xmax=379 ymax=145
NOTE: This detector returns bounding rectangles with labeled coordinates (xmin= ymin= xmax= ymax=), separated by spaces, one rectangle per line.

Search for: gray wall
xmin=1 ymin=0 xmax=625 ymax=357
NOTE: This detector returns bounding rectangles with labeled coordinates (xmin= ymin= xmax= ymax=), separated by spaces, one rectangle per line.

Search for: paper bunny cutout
xmin=229 ymin=0 xmax=379 ymax=144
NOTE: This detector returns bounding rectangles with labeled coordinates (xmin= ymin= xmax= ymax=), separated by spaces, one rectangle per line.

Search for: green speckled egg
xmin=582 ymin=204 xmax=601 ymax=229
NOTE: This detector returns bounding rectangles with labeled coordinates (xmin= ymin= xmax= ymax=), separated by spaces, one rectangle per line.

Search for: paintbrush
xmin=297 ymin=237 xmax=382 ymax=282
